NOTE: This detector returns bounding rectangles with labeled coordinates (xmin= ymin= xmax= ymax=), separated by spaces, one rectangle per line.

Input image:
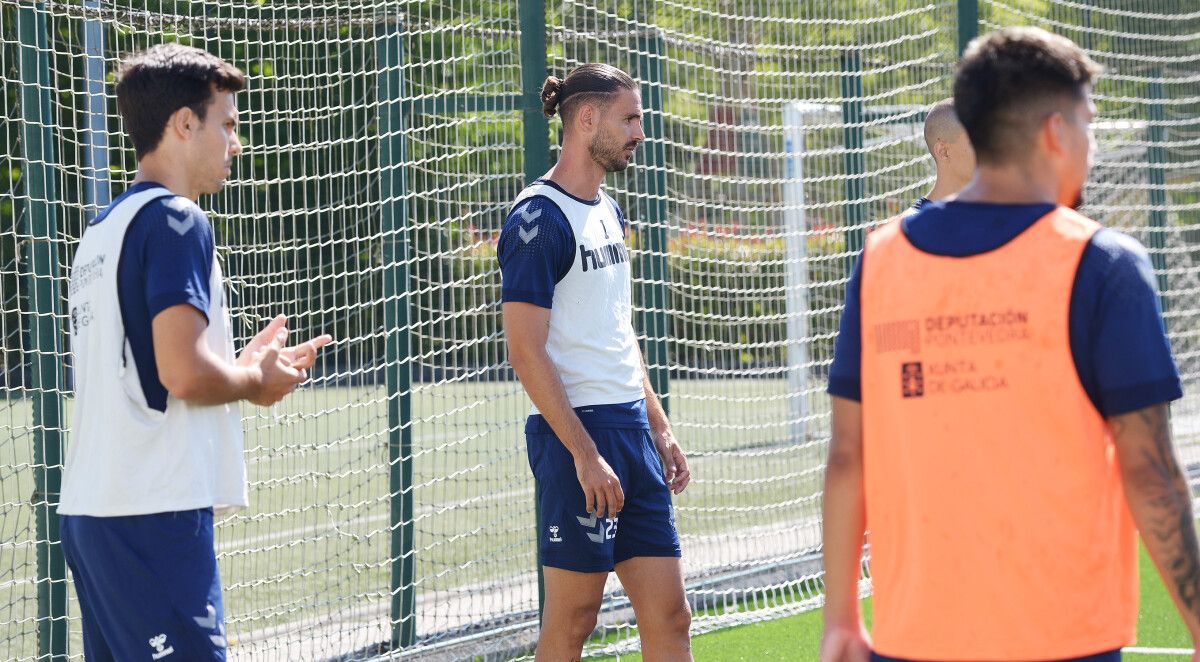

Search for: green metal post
xmin=637 ymin=29 xmax=671 ymax=414
xmin=1080 ymin=6 xmax=1093 ymax=54
xmin=83 ymin=0 xmax=111 ymax=213
xmin=518 ymin=0 xmax=550 ymax=619
xmin=520 ymin=0 xmax=550 ymax=185
xmin=957 ymin=0 xmax=978 ymax=57
xmin=1146 ymin=67 xmax=1170 ymax=310
xmin=840 ymin=50 xmax=866 ymax=256
xmin=376 ymin=13 xmax=415 ymax=650
xmin=18 ymin=4 xmax=68 ymax=660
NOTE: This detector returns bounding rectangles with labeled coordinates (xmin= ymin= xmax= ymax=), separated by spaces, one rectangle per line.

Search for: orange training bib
xmin=860 ymin=208 xmax=1137 ymax=661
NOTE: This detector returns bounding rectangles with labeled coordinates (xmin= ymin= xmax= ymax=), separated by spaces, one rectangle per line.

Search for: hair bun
xmin=541 ymin=76 xmax=563 ymax=117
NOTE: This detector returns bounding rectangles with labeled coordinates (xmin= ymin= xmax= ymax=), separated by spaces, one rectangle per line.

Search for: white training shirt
xmin=507 ymin=181 xmax=645 ymax=412
xmin=58 ymin=187 xmax=248 ymax=517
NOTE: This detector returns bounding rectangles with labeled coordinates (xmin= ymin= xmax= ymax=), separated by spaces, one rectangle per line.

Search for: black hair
xmin=541 ymin=63 xmax=637 ymax=121
xmin=115 ymin=42 xmax=246 ymax=158
xmin=954 ymin=27 xmax=1101 ymax=164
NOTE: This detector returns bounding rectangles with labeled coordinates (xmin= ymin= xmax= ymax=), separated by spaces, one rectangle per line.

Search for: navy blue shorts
xmin=871 ymin=649 xmax=1120 ymax=662
xmin=61 ymin=508 xmax=227 ymax=661
xmin=526 ymin=420 xmax=681 ymax=573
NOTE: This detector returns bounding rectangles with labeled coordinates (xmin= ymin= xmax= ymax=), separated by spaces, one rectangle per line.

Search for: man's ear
xmin=165 ymin=105 xmax=197 ymax=143
xmin=576 ymin=101 xmax=597 ymax=134
xmin=1041 ymin=110 xmax=1069 ymax=158
xmin=936 ymin=139 xmax=951 ymax=162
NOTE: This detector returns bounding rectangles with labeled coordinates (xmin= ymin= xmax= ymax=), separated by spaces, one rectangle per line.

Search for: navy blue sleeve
xmin=827 ymin=252 xmax=864 ymax=401
xmin=1070 ymin=229 xmax=1183 ymax=417
xmin=117 ymin=196 xmax=214 ymax=412
xmin=498 ymin=196 xmax=575 ymax=308
xmin=137 ymin=198 xmax=214 ymax=320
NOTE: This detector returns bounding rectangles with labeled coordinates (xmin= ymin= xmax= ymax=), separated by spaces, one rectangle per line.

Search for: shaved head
xmin=923 ymin=98 xmax=966 ymax=155
xmin=920 ymin=98 xmax=977 ymax=200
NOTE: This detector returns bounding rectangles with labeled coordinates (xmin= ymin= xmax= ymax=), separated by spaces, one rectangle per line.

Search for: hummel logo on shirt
xmin=517 ymin=202 xmax=542 ymax=243
xmin=579 ymin=241 xmax=629 ymax=272
xmin=519 ymin=225 xmax=539 ymax=243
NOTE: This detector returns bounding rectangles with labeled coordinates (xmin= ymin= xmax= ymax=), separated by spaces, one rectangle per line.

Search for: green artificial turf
xmin=597 ymin=541 xmax=1193 ymax=661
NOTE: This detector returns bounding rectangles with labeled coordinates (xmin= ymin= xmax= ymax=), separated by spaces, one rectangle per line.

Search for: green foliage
xmin=2 ymin=1 xmax=1198 ymax=388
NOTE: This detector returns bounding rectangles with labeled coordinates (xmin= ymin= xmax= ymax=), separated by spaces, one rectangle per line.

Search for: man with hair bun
xmin=499 ymin=63 xmax=694 ymax=660
xmin=822 ymin=27 xmax=1194 ymax=662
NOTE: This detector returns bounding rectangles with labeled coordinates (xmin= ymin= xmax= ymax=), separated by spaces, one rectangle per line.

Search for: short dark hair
xmin=954 ymin=27 xmax=1101 ymax=164
xmin=541 ymin=64 xmax=637 ymax=122
xmin=115 ymin=43 xmax=246 ymax=158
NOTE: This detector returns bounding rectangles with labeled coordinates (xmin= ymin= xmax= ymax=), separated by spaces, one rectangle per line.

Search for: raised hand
xmin=280 ymin=333 xmax=334 ymax=371
xmin=238 ymin=314 xmax=333 ymax=377
xmin=237 ymin=314 xmax=288 ymax=367
xmin=248 ymin=327 xmax=304 ymax=406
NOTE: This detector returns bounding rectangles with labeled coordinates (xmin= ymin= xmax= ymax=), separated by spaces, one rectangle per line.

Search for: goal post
xmin=783 ymin=102 xmax=811 ymax=446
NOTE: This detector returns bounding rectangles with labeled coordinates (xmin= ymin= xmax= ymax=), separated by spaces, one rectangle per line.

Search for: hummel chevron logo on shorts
xmin=577 ymin=513 xmax=619 ymax=543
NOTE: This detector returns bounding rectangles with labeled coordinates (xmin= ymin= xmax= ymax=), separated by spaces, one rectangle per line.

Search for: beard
xmin=589 ymin=132 xmax=637 ymax=173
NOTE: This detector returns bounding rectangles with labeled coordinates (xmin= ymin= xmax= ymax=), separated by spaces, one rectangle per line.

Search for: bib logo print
xmin=902 ymin=362 xmax=924 ymax=398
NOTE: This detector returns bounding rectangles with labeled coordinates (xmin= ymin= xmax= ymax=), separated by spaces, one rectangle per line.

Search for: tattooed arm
xmin=1111 ymin=403 xmax=1200 ymax=648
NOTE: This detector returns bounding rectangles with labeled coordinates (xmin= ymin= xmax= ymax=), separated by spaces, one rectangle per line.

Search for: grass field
xmin=3 ymin=379 xmax=1197 ymax=659
xmin=1 ymin=378 xmax=829 ymax=660
xmin=596 ymin=541 xmax=1195 ymax=661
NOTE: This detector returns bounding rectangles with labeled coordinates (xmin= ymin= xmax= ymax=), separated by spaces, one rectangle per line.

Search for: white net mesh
xmin=550 ymin=2 xmax=955 ymax=657
xmin=0 ymin=1 xmax=1196 ymax=660
xmin=982 ymin=0 xmax=1200 ymax=500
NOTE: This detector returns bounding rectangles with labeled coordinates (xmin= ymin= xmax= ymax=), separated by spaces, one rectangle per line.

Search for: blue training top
xmin=90 ymin=182 xmax=215 ymax=413
xmin=828 ymin=200 xmax=1182 ymax=417
xmin=497 ymin=180 xmax=646 ymax=428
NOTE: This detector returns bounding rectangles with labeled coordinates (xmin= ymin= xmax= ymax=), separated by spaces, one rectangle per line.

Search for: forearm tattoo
xmin=1126 ymin=405 xmax=1200 ymax=620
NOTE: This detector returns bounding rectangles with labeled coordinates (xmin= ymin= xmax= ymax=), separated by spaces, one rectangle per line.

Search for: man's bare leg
xmin=615 ymin=556 xmax=692 ymax=662
xmin=536 ymin=566 xmax=609 ymax=661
